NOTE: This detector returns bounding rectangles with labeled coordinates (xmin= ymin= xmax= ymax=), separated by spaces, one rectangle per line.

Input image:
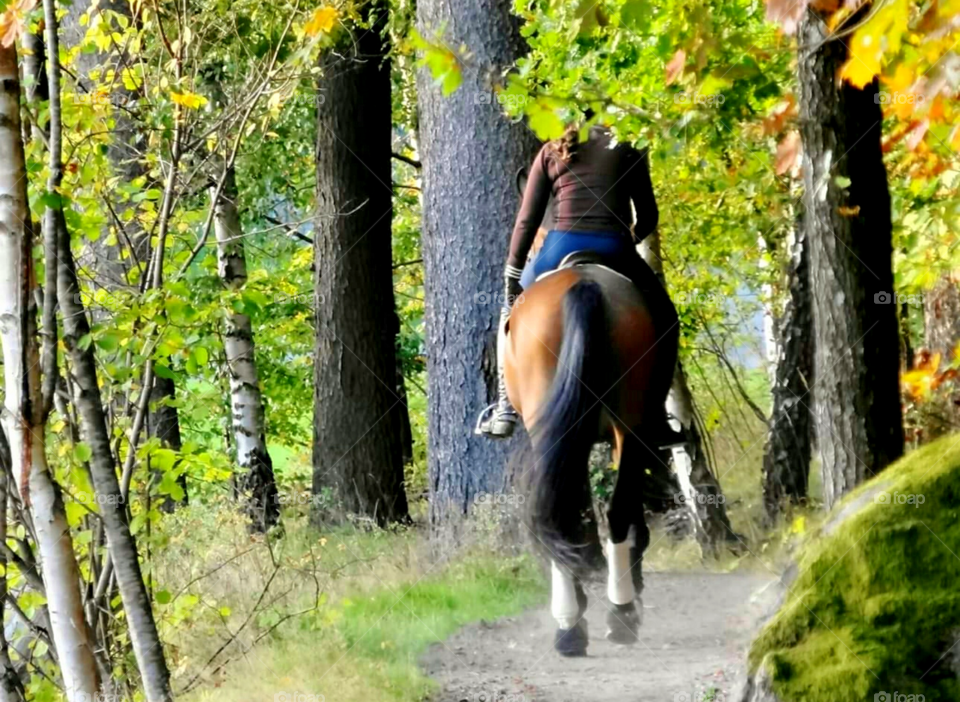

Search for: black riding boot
xmin=619 ymin=255 xmax=688 ymax=452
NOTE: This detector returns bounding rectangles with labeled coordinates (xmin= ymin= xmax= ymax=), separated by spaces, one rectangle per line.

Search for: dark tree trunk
xmin=312 ymin=0 xmax=409 ymax=526
xmin=798 ymin=7 xmax=904 ymax=510
xmin=416 ymin=0 xmax=540 ymax=523
xmin=147 ymin=375 xmax=188 ymax=512
xmin=762 ymin=216 xmax=814 ymax=519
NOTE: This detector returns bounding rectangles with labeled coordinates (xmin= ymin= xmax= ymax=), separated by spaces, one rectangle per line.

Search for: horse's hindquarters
xmin=505 ymin=266 xmax=664 ymax=433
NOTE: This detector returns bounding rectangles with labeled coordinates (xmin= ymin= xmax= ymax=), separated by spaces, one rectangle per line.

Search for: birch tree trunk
xmin=212 ymin=169 xmax=279 ymax=531
xmin=799 ymin=6 xmax=904 ymax=509
xmin=0 ymin=43 xmax=100 ymax=701
xmin=42 ymin=3 xmax=174 ymax=698
xmin=0 ymin=430 xmax=26 ymax=701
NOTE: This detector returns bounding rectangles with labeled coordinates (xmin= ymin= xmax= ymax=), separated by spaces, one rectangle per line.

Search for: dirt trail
xmin=422 ymin=571 xmax=777 ymax=702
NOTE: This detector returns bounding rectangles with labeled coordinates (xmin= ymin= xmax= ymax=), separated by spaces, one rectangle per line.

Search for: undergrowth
xmin=158 ymin=498 xmax=545 ymax=702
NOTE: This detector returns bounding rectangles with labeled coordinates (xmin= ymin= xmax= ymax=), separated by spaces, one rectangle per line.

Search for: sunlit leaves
xmin=170 ymin=90 xmax=208 ymax=109
xmin=411 ymin=29 xmax=463 ymax=95
xmin=0 ymin=0 xmax=35 ymax=47
xmin=840 ymin=0 xmax=909 ymax=88
xmin=775 ymin=130 xmax=801 ymax=176
xmin=305 ymin=5 xmax=339 ymax=36
xmin=665 ymin=49 xmax=686 ymax=85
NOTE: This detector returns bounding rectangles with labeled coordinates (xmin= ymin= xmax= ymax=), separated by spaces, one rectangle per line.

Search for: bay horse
xmin=503 ymin=260 xmax=679 ymax=656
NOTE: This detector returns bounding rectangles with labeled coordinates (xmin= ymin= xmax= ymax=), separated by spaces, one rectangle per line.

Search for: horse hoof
xmin=554 ymin=619 xmax=588 ymax=657
xmin=605 ymin=602 xmax=641 ymax=645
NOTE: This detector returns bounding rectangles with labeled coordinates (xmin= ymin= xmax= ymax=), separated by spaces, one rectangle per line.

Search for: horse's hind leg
xmin=551 ymin=563 xmax=589 ymax=656
xmin=604 ymin=430 xmax=650 ymax=644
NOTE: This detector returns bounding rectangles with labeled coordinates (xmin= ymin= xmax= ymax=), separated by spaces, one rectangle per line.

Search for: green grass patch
xmin=328 ymin=553 xmax=546 ymax=698
xmin=185 ymin=527 xmax=546 ymax=702
xmin=748 ymin=434 xmax=960 ymax=702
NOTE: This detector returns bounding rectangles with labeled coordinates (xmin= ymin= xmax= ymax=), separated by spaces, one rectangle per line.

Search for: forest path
xmin=421 ymin=570 xmax=777 ymax=702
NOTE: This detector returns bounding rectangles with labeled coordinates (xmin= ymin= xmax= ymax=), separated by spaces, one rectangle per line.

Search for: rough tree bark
xmin=212 ymin=169 xmax=280 ymax=531
xmin=416 ymin=0 xmax=540 ymax=522
xmin=0 ymin=43 xmax=101 ymax=701
xmin=42 ymin=3 xmax=174 ymax=698
xmin=312 ymin=0 xmax=409 ymax=525
xmin=923 ymin=276 xmax=960 ymax=430
xmin=762 ymin=216 xmax=814 ymax=519
xmin=799 ymin=7 xmax=904 ymax=509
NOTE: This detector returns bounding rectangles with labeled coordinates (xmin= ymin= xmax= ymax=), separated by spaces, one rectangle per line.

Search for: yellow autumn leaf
xmin=840 ymin=0 xmax=908 ymax=88
xmin=305 ymin=6 xmax=338 ymax=36
xmin=170 ymin=91 xmax=208 ymax=109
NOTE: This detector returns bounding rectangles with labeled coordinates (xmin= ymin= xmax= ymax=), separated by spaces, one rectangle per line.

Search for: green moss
xmin=748 ymin=434 xmax=960 ymax=702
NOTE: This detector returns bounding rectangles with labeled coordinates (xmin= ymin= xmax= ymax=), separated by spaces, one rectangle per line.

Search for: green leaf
xmin=527 ymin=102 xmax=565 ymax=140
xmin=74 ymin=443 xmax=93 ymax=463
xmin=95 ymin=333 xmax=120 ymax=352
xmin=192 ymin=346 xmax=209 ymax=366
xmin=621 ymin=0 xmax=651 ymax=32
xmin=154 ymin=363 xmax=176 ymax=380
xmin=155 ymin=590 xmax=172 ymax=605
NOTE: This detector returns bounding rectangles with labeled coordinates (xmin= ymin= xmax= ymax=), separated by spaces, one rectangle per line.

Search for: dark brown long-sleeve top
xmin=507 ymin=130 xmax=659 ymax=269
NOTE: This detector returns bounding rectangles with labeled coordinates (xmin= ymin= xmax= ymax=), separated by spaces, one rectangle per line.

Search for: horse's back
xmin=504 ymin=265 xmax=666 ymax=431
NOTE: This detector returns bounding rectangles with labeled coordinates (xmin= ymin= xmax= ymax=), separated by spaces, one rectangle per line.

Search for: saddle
xmin=536 ymin=250 xmax=633 ymax=284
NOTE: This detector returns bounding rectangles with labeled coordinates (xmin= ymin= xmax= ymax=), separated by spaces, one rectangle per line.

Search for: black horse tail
xmin=528 ymin=278 xmax=608 ymax=572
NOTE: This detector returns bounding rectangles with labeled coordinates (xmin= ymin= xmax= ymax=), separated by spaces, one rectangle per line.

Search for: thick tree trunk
xmin=312 ymin=0 xmax=409 ymax=526
xmin=42 ymin=3 xmax=174 ymax=697
xmin=212 ymin=169 xmax=279 ymax=531
xmin=799 ymin=7 xmax=904 ymax=509
xmin=416 ymin=0 xmax=540 ymax=522
xmin=0 ymin=44 xmax=101 ymax=701
xmin=762 ymin=217 xmax=814 ymax=519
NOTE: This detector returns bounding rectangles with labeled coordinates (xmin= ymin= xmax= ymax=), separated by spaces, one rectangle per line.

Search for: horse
xmin=503 ymin=258 xmax=679 ymax=656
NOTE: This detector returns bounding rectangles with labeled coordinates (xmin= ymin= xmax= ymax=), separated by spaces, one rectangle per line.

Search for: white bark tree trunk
xmin=0 ymin=43 xmax=100 ymax=701
xmin=212 ymin=170 xmax=278 ymax=530
xmin=41 ymin=2 xmax=174 ymax=697
xmin=757 ymin=232 xmax=779 ymax=385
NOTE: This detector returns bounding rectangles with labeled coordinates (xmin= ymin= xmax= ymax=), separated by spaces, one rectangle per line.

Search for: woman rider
xmin=476 ymin=123 xmax=684 ymax=448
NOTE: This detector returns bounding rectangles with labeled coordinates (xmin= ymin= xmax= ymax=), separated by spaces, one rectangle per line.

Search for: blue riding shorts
xmin=520 ymin=230 xmax=634 ymax=290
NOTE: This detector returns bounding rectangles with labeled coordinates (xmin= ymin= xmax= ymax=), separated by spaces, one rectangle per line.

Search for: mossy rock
xmin=746 ymin=434 xmax=960 ymax=702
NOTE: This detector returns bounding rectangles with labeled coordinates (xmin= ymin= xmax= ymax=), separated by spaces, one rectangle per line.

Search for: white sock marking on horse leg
xmin=606 ymin=539 xmax=635 ymax=605
xmin=551 ymin=561 xmax=579 ymax=629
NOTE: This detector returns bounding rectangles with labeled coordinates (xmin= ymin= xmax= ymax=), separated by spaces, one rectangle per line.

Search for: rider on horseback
xmin=476 ymin=123 xmax=686 ymax=449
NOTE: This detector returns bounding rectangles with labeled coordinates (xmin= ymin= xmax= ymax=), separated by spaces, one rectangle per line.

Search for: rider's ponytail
xmin=552 ymin=124 xmax=580 ymax=163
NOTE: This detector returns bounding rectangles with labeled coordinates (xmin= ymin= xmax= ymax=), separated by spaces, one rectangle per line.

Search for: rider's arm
xmin=631 ymin=148 xmax=659 ymax=242
xmin=507 ymin=146 xmax=552 ymax=270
